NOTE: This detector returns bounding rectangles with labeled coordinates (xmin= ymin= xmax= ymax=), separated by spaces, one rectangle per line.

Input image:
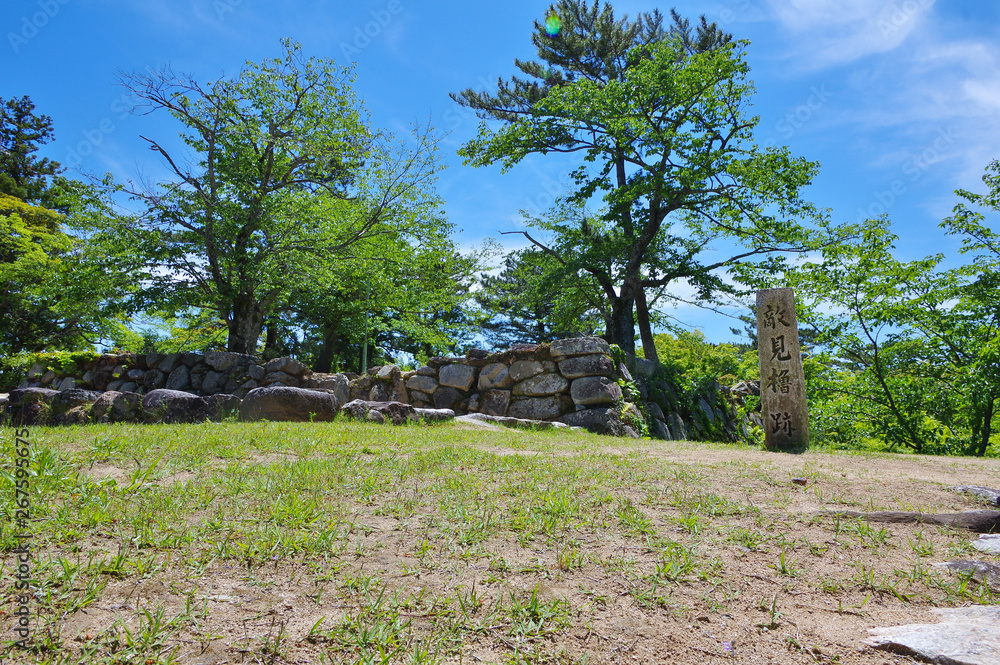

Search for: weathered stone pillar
xmin=755 ymin=288 xmax=809 ymax=452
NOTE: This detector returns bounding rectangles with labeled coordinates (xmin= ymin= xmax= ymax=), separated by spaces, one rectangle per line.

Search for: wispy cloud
xmin=765 ymin=0 xmax=936 ymax=69
xmin=762 ymin=1 xmax=999 ymax=191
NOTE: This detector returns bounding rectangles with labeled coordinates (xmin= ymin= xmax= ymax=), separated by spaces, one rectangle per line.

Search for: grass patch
xmin=2 ymin=420 xmax=998 ymax=663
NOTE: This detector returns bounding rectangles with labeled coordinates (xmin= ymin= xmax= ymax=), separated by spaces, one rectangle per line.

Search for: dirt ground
xmin=5 ymin=435 xmax=1000 ymax=665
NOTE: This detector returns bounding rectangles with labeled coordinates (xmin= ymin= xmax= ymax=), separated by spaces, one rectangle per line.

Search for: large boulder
xmin=157 ymin=353 xmax=181 ymax=373
xmin=570 ymin=376 xmax=621 ymax=407
xmin=240 ymin=386 xmax=339 ymax=422
xmin=181 ymin=352 xmax=201 ymax=367
xmin=651 ymin=418 xmax=672 ymax=440
xmin=264 ymin=370 xmax=301 ymax=387
xmin=558 ymin=354 xmax=615 ymax=379
xmin=550 ymin=336 xmax=610 ymax=359
xmin=143 ymin=369 xmax=167 ymax=390
xmin=8 ymin=387 xmax=59 ymax=405
xmin=340 ymin=399 xmax=416 ymax=425
xmin=48 ymin=389 xmax=100 ymax=425
xmin=558 ymin=407 xmax=637 ymax=438
xmin=52 ymin=388 xmax=100 ymax=408
xmin=265 ymin=356 xmax=311 ymax=377
xmin=473 ymin=389 xmax=511 ymax=417
xmin=142 ymin=389 xmax=209 ymax=423
xmin=90 ymin=391 xmax=121 ymax=422
xmin=205 ymin=394 xmax=242 ymax=421
xmin=478 ymin=363 xmax=514 ymax=390
xmin=433 ymin=386 xmax=463 ymax=411
xmin=668 ymin=412 xmax=688 ymax=440
xmin=201 ymin=370 xmax=228 ymax=395
xmin=310 ymin=373 xmax=350 ymax=404
xmin=406 ymin=375 xmax=439 ymax=394
xmin=369 ymin=381 xmax=394 ymax=402
xmin=438 ymin=364 xmax=477 ymax=392
xmin=205 ymin=351 xmax=255 ymax=372
xmin=865 ymin=606 xmax=1000 ymax=665
xmin=507 ymin=395 xmax=573 ymax=421
xmin=508 ymin=360 xmax=545 ymax=383
xmin=634 ymin=358 xmax=657 ymax=378
xmin=459 ymin=412 xmax=573 ymax=431
xmin=512 ymin=373 xmax=569 ymax=397
xmin=165 ymin=365 xmax=191 ymax=391
xmin=7 ymin=388 xmax=59 ymax=425
xmin=414 ymin=407 xmax=455 ymax=423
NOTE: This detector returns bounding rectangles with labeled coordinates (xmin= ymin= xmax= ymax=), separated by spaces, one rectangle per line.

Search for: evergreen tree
xmin=453 ymin=2 xmax=833 ymax=362
xmin=0 ymin=95 xmax=62 ymax=206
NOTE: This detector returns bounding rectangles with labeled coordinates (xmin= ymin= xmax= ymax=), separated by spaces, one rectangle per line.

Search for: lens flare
xmin=544 ymin=13 xmax=561 ymax=36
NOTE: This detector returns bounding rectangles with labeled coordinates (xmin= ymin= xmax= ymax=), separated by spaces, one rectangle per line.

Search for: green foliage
xmin=474 ymin=247 xmax=603 ymax=348
xmin=455 ymin=3 xmax=838 ymax=358
xmin=0 ymin=95 xmax=62 ymax=206
xmin=789 ymin=163 xmax=1000 ymax=457
xmin=608 ymin=343 xmax=626 ymax=367
xmin=0 ymin=349 xmax=102 ymax=390
xmin=110 ymin=40 xmax=449 ymax=356
xmin=0 ymin=185 xmax=134 ymax=356
xmin=650 ymin=331 xmax=743 ymax=387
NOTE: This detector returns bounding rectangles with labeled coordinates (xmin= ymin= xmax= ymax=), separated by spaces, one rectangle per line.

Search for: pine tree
xmin=0 ymin=95 xmax=62 ymax=205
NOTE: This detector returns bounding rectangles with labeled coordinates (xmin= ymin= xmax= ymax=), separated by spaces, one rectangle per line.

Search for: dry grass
xmin=1 ymin=420 xmax=998 ymax=664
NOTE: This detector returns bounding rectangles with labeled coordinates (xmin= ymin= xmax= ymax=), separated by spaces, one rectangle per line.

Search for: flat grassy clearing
xmin=1 ymin=421 xmax=998 ymax=664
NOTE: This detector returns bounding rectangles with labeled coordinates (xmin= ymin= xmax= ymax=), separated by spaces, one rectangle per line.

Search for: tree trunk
xmin=608 ymin=286 xmax=636 ymax=361
xmin=971 ymin=397 xmax=995 ymax=457
xmin=263 ymin=317 xmax=279 ymax=359
xmin=635 ymin=286 xmax=658 ymax=363
xmin=227 ymin=297 xmax=266 ymax=354
xmin=314 ymin=324 xmax=338 ymax=374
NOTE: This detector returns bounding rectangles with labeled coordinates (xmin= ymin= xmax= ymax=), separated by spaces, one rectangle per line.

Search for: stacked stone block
xmin=4 ymin=338 xmax=661 ymax=438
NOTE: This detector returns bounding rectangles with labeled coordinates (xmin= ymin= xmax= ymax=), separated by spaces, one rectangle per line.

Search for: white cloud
xmin=765 ymin=0 xmax=936 ymax=69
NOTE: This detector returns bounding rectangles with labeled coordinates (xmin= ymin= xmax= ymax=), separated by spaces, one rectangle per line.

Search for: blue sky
xmin=4 ymin=0 xmax=1000 ymax=343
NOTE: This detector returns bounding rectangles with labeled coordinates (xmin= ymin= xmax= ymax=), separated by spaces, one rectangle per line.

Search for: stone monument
xmin=755 ymin=288 xmax=809 ymax=452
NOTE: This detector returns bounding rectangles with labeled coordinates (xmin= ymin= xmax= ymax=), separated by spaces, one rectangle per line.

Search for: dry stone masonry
xmin=2 ymin=336 xmax=751 ymax=440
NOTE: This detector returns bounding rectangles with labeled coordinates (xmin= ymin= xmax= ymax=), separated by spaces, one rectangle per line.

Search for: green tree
xmin=453 ymin=2 xmax=833 ymax=362
xmin=115 ymin=40 xmax=444 ymax=355
xmin=936 ymin=160 xmax=1000 ymax=455
xmin=474 ymin=246 xmax=603 ymax=348
xmin=277 ymin=223 xmax=480 ymax=371
xmin=0 ymin=95 xmax=62 ymax=206
xmin=791 ymin=184 xmax=1000 ymax=457
xmin=0 ymin=184 xmax=135 ymax=355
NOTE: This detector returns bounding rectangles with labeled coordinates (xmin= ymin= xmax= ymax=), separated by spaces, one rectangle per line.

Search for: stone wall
xmin=5 ymin=338 xmax=642 ymax=436
xmin=17 ymin=351 xmax=348 ymax=401
xmin=349 ymin=337 xmax=637 ymax=435
xmin=5 ymin=337 xmax=750 ymax=440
